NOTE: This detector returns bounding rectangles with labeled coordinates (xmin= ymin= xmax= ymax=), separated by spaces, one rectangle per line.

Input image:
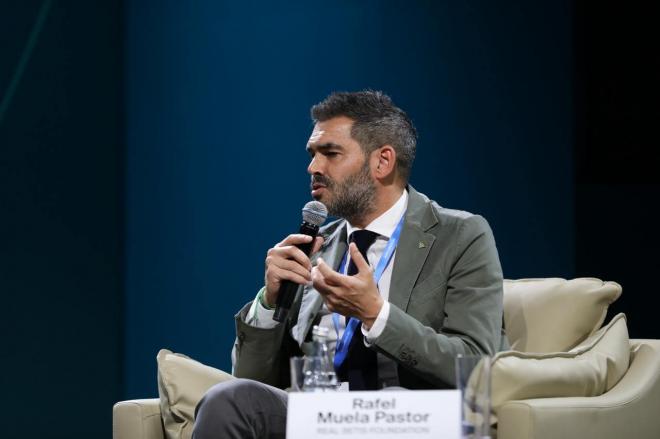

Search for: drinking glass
xmin=289 ymin=357 xmax=306 ymax=392
xmin=290 ymin=355 xmax=341 ymax=392
xmin=455 ymin=354 xmax=491 ymax=439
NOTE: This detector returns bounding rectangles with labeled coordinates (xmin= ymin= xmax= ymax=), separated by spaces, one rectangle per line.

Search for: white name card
xmin=286 ymin=390 xmax=461 ymax=439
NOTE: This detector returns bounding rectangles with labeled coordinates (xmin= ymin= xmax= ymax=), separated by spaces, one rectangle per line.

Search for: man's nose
xmin=307 ymin=155 xmax=323 ymax=175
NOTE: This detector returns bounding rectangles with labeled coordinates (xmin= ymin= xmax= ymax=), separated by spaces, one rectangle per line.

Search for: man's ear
xmin=372 ymin=145 xmax=397 ymax=180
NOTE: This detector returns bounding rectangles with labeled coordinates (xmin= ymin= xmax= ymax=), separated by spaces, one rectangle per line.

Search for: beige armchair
xmin=113 ymin=278 xmax=660 ymax=439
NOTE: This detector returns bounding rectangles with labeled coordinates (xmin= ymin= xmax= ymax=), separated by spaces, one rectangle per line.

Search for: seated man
xmin=193 ymin=90 xmax=507 ymax=439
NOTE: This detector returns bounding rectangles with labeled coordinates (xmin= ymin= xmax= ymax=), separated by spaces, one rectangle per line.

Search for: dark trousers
xmin=193 ymin=379 xmax=288 ymax=439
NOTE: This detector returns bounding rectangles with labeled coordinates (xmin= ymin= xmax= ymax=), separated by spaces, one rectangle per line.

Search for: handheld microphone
xmin=273 ymin=201 xmax=328 ymax=322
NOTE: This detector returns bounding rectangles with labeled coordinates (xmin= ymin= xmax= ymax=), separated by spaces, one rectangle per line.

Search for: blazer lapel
xmin=291 ymin=222 xmax=347 ymax=345
xmin=389 ymin=187 xmax=438 ymax=312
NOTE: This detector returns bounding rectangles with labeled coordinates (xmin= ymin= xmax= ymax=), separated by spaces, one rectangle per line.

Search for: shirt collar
xmin=346 ymin=189 xmax=408 ymax=240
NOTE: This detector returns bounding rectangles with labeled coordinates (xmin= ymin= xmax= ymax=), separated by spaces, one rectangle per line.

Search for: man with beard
xmin=193 ymin=91 xmax=506 ymax=439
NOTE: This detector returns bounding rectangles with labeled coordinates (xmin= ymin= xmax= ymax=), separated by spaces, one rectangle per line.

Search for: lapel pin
xmin=418 ymin=241 xmax=426 ymax=248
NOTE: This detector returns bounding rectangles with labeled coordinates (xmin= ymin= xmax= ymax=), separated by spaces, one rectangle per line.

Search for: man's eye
xmin=324 ymin=151 xmax=339 ymax=157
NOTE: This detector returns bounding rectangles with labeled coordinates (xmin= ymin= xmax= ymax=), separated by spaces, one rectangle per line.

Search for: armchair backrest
xmin=502 ymin=278 xmax=621 ymax=353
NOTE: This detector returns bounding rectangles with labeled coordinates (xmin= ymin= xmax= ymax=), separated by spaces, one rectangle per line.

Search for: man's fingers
xmin=269 ymin=265 xmax=311 ymax=286
xmin=311 ymin=265 xmax=333 ymax=293
xmin=348 ymin=242 xmax=372 ymax=274
xmin=277 ymin=234 xmax=314 ymax=247
xmin=269 ymin=258 xmax=311 ymax=281
xmin=316 ymin=257 xmax=345 ymax=286
xmin=268 ymin=245 xmax=312 ymax=270
xmin=311 ymin=236 xmax=325 ymax=254
xmin=324 ymin=295 xmax=340 ymax=313
xmin=311 ymin=267 xmax=341 ymax=314
xmin=268 ymin=235 xmax=325 ymax=272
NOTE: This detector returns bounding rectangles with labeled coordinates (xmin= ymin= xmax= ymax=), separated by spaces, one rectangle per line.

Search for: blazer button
xmin=398 ymin=346 xmax=418 ymax=367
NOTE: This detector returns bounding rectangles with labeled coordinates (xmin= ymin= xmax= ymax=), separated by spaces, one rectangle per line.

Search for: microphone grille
xmin=302 ymin=201 xmax=328 ymax=226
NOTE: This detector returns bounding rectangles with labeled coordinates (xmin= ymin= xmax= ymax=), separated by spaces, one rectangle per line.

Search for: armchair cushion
xmin=157 ymin=349 xmax=234 ymax=439
xmin=490 ymin=313 xmax=630 ymax=413
xmin=496 ymin=339 xmax=660 ymax=439
xmin=503 ymin=278 xmax=621 ymax=352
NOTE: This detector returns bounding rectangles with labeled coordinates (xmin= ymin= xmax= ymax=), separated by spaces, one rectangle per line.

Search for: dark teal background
xmin=1 ymin=1 xmax=123 ymax=437
xmin=1 ymin=1 xmax=657 ymax=437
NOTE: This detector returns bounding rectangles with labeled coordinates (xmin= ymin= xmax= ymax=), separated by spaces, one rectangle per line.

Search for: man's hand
xmin=312 ymin=242 xmax=384 ymax=329
xmin=264 ymin=234 xmax=324 ymax=307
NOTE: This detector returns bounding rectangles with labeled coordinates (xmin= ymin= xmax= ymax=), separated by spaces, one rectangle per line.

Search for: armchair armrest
xmin=113 ymin=398 xmax=164 ymax=439
xmin=497 ymin=339 xmax=660 ymax=439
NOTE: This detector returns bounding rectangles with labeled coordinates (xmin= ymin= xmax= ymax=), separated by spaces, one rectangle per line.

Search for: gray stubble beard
xmin=323 ymin=161 xmax=377 ymax=225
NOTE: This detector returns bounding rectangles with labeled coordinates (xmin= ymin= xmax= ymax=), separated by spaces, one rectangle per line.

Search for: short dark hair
xmin=311 ymin=90 xmax=417 ymax=182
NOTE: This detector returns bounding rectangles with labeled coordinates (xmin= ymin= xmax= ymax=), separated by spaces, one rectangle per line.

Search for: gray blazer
xmin=232 ymin=186 xmax=507 ymax=389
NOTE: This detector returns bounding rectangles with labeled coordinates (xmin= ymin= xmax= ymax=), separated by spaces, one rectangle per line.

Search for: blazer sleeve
xmin=231 ymin=301 xmax=289 ymax=387
xmin=372 ymin=214 xmax=504 ymax=387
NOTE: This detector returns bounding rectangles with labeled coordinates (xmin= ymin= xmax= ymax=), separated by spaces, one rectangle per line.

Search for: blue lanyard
xmin=332 ymin=214 xmax=405 ymax=370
